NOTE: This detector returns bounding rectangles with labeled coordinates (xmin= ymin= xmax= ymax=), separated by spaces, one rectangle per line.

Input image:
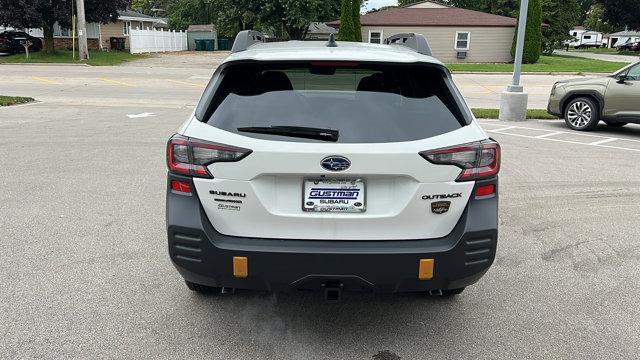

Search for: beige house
xmin=10 ymin=10 xmax=167 ymax=51
xmin=99 ymin=10 xmax=168 ymax=50
xmin=328 ymin=1 xmax=517 ymax=63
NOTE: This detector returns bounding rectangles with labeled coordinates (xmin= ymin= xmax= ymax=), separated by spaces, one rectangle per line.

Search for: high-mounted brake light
xmin=420 ymin=140 xmax=501 ymax=182
xmin=166 ymin=134 xmax=252 ymax=178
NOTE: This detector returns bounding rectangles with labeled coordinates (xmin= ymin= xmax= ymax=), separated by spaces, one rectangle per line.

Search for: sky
xmin=363 ymin=0 xmax=399 ymax=12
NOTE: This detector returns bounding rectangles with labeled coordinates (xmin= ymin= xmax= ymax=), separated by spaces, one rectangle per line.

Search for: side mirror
xmin=617 ymin=74 xmax=628 ymax=84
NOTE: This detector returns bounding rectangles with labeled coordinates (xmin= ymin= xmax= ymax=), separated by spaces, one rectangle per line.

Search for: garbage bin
xmin=203 ymin=39 xmax=215 ymax=51
xmin=110 ymin=37 xmax=126 ymax=51
xmin=217 ymin=38 xmax=230 ymax=51
xmin=194 ymin=39 xmax=205 ymax=51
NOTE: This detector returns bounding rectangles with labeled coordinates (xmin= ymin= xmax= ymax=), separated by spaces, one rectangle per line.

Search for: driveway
xmin=555 ymin=50 xmax=638 ymax=63
xmin=123 ymin=50 xmax=231 ymax=69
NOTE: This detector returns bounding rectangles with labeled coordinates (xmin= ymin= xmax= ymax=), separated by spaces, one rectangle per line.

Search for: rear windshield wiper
xmin=237 ymin=126 xmax=339 ymax=142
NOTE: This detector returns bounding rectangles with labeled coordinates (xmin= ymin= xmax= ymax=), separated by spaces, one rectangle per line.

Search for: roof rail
xmin=231 ymin=30 xmax=266 ymax=53
xmin=384 ymin=33 xmax=432 ymax=56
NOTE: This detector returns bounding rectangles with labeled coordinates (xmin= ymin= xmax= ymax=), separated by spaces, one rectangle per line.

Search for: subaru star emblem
xmin=321 ymin=156 xmax=350 ymax=172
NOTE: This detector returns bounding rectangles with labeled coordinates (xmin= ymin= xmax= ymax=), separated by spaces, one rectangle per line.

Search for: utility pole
xmin=76 ymin=0 xmax=89 ymax=60
xmin=499 ymin=0 xmax=529 ymax=122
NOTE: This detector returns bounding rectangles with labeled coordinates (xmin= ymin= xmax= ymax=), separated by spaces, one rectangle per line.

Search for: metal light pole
xmin=499 ymin=0 xmax=529 ymax=121
xmin=76 ymin=0 xmax=89 ymax=60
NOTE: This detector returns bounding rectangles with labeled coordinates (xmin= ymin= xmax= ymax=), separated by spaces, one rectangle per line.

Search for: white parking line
xmin=490 ymin=126 xmax=516 ymax=132
xmin=589 ymin=138 xmax=619 ymax=146
xmin=485 ymin=129 xmax=640 ymax=153
xmin=535 ymin=131 xmax=563 ymax=139
xmin=479 ymin=122 xmax=640 ymax=143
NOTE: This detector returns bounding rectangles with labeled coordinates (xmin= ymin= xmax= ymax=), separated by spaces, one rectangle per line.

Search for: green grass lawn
xmin=448 ymin=55 xmax=629 ymax=73
xmin=0 ymin=50 xmax=145 ymax=66
xmin=471 ymin=108 xmax=558 ymax=120
xmin=0 ymin=95 xmax=35 ymax=107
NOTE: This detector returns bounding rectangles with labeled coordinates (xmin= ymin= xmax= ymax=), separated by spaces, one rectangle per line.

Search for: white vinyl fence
xmin=129 ymin=27 xmax=187 ymax=54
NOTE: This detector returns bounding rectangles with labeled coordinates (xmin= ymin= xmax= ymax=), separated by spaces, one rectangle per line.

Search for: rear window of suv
xmin=202 ymin=62 xmax=469 ymax=143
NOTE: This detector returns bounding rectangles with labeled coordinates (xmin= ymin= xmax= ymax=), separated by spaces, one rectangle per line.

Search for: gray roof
xmin=187 ymin=24 xmax=216 ymax=32
xmin=308 ymin=22 xmax=337 ymax=34
xmin=609 ymin=30 xmax=640 ymax=37
xmin=117 ymin=9 xmax=167 ymax=26
xmin=118 ymin=10 xmax=156 ymax=19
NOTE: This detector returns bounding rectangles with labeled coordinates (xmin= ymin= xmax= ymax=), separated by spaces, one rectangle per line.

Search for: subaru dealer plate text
xmin=303 ymin=179 xmax=366 ymax=213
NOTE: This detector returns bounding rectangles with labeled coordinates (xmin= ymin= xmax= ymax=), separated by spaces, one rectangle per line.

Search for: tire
xmin=604 ymin=121 xmax=627 ymax=128
xmin=564 ymin=97 xmax=600 ymax=131
xmin=441 ymin=287 xmax=465 ymax=296
xmin=184 ymin=280 xmax=219 ymax=293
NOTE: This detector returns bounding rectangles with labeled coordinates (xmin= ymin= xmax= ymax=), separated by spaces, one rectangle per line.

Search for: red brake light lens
xmin=475 ymin=184 xmax=495 ymax=197
xmin=420 ymin=140 xmax=501 ymax=182
xmin=170 ymin=180 xmax=192 ymax=194
xmin=167 ymin=135 xmax=252 ymax=178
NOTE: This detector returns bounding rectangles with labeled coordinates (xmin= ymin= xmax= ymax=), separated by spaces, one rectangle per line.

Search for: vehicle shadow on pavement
xmin=179 ymin=289 xmax=470 ymax=357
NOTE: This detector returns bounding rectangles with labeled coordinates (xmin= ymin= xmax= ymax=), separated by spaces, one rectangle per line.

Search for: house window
xmin=455 ymin=31 xmax=470 ymax=50
xmin=368 ymin=30 xmax=383 ymax=44
xmin=123 ymin=21 xmax=131 ymax=35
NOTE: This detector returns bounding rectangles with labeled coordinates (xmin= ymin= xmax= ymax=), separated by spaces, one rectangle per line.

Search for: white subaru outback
xmin=166 ymin=31 xmax=500 ymax=300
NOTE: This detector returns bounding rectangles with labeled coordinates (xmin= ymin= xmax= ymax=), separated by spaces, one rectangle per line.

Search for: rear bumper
xmin=167 ymin=174 xmax=499 ymax=293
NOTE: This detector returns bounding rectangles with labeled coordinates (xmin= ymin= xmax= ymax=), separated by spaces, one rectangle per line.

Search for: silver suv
xmin=547 ymin=61 xmax=640 ymax=131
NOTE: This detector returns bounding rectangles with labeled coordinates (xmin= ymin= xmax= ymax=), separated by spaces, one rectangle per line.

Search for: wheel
xmin=604 ymin=121 xmax=627 ymax=128
xmin=184 ymin=280 xmax=219 ymax=293
xmin=564 ymin=97 xmax=599 ymax=131
xmin=441 ymin=287 xmax=465 ymax=296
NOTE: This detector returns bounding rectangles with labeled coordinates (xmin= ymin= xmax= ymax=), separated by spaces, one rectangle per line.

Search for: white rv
xmin=567 ymin=27 xmax=604 ymax=49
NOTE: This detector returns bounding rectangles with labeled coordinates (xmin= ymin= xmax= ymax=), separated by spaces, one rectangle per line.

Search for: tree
xmin=337 ymin=0 xmax=355 ymax=41
xmin=583 ymin=3 xmax=615 ymax=33
xmin=164 ymin=0 xmax=340 ymax=39
xmin=446 ymin=0 xmax=520 ymax=17
xmin=262 ymin=0 xmax=342 ymax=40
xmin=596 ymin=0 xmax=639 ymax=30
xmin=337 ymin=0 xmax=362 ymax=41
xmin=511 ymin=0 xmax=542 ymax=63
xmin=541 ymin=0 xmax=578 ymax=54
xmin=0 ymin=0 xmax=127 ymax=53
xmin=351 ymin=0 xmax=362 ymax=41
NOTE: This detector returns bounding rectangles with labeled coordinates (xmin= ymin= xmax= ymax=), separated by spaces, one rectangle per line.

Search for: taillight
xmin=420 ymin=140 xmax=501 ymax=182
xmin=166 ymin=134 xmax=252 ymax=178
xmin=170 ymin=179 xmax=192 ymax=194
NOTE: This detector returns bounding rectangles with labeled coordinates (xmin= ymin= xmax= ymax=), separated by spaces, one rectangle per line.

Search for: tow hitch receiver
xmin=322 ymin=281 xmax=344 ymax=303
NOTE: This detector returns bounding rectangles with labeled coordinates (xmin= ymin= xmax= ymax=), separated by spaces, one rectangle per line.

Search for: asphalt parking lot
xmin=2 ymin=57 xmax=640 ymax=359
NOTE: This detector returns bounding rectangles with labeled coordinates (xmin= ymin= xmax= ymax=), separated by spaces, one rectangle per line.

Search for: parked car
xmin=166 ymin=31 xmax=501 ymax=301
xmin=615 ymin=41 xmax=640 ymax=52
xmin=548 ymin=61 xmax=640 ymax=131
xmin=0 ymin=31 xmax=42 ymax=55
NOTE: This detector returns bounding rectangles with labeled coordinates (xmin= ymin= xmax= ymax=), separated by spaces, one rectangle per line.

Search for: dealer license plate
xmin=303 ymin=178 xmax=366 ymax=213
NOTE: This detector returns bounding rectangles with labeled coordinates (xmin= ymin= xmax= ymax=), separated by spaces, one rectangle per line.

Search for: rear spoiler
xmin=231 ymin=30 xmax=266 ymax=53
xmin=384 ymin=33 xmax=432 ymax=56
